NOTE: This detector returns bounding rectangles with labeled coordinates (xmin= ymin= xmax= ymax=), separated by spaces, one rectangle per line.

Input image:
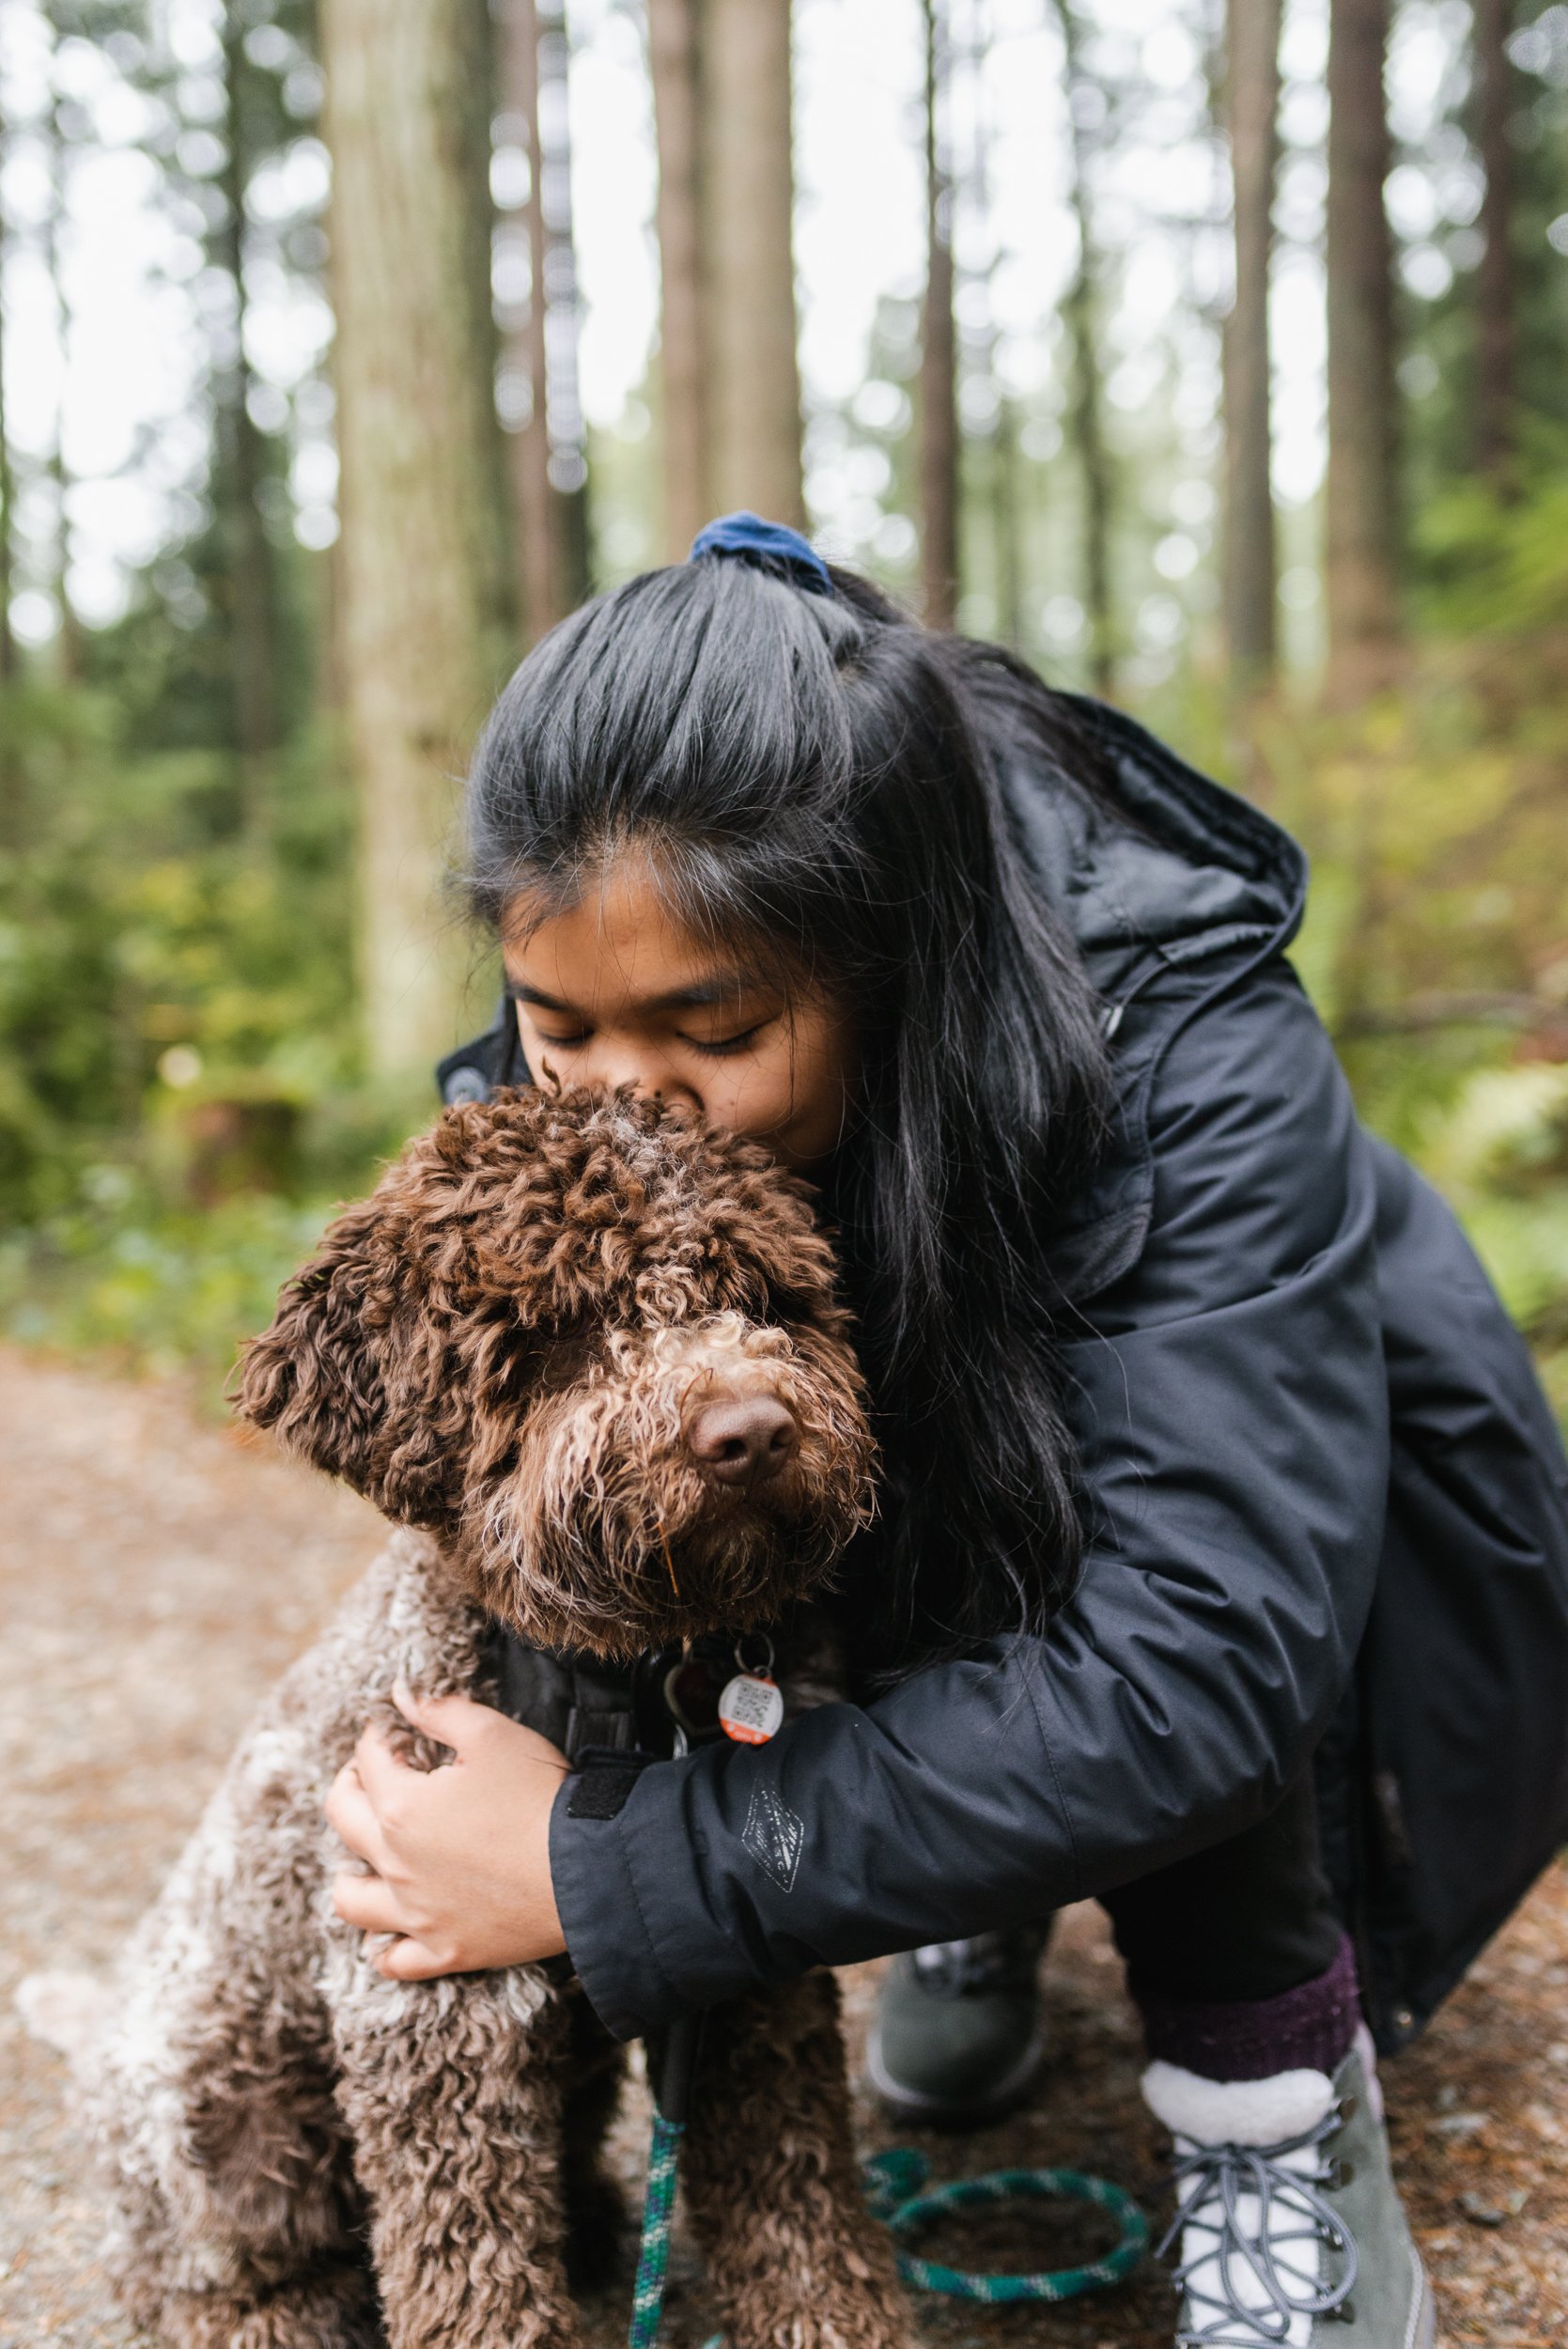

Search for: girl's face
xmin=502 ymin=859 xmax=857 ymax=1172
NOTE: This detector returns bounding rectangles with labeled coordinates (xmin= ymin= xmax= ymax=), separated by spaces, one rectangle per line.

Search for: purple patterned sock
xmin=1135 ymin=1933 xmax=1361 ymax=2083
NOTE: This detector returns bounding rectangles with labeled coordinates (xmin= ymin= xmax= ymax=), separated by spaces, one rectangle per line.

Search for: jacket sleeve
xmin=550 ymin=959 xmax=1389 ymax=2040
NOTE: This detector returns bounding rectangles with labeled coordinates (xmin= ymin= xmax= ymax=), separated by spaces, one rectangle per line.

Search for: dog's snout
xmin=688 ymin=1394 xmax=799 ymax=1487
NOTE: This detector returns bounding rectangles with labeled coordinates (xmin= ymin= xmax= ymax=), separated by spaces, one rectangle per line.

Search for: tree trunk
xmin=219 ymin=7 xmax=280 ymax=820
xmin=1472 ymin=0 xmax=1516 ymax=477
xmin=1222 ymin=0 xmax=1280 ymax=687
xmin=536 ymin=0 xmax=592 ymax=604
xmin=1051 ymin=0 xmax=1112 ymax=696
xmin=0 ymin=125 xmax=14 ymax=691
xmin=1325 ymin=0 xmax=1399 ymax=700
xmin=993 ymin=397 xmax=1023 ymax=650
xmin=647 ymin=0 xmax=707 ymax=557
xmin=0 ymin=146 xmax=17 ymax=846
xmin=919 ymin=0 xmax=958 ymax=629
xmin=499 ymin=0 xmax=565 ymax=638
xmin=321 ymin=0 xmax=512 ymax=1079
xmin=43 ymin=70 xmax=82 ymax=682
xmin=701 ymin=0 xmax=804 ymax=526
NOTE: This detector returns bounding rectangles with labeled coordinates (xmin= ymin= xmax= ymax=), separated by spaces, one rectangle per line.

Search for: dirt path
xmin=2 ymin=1346 xmax=1565 ymax=2349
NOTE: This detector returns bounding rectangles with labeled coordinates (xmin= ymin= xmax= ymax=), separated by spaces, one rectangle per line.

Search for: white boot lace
xmin=1156 ymin=2108 xmax=1358 ymax=2347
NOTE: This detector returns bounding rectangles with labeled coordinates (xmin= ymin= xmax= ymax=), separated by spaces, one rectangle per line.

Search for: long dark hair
xmin=464 ymin=555 xmax=1114 ymax=1666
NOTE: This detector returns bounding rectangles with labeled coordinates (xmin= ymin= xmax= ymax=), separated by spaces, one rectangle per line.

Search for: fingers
xmin=349 ymin=1719 xmax=418 ymax=1817
xmin=325 ymin=1760 xmax=394 ymax=1875
xmin=390 ymin=1681 xmax=492 ymax=1752
xmin=332 ymin=1867 xmax=411 ymax=1937
xmin=390 ymin=1684 xmax=570 ymax=1779
xmin=374 ymin=1935 xmax=466 ymax=1983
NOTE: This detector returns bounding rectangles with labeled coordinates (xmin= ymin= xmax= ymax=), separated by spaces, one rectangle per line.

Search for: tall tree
xmin=919 ymin=0 xmax=958 ymax=628
xmin=1050 ymin=0 xmax=1112 ymax=696
xmin=1221 ymin=0 xmax=1281 ymax=687
xmin=42 ymin=26 xmax=83 ymax=681
xmin=536 ymin=0 xmax=592 ymax=603
xmin=703 ymin=0 xmax=803 ymax=524
xmin=499 ymin=0 xmax=565 ymax=637
xmin=1325 ymin=0 xmax=1399 ymax=698
xmin=647 ymin=0 xmax=804 ymax=537
xmin=647 ymin=0 xmax=706 ymax=557
xmin=0 ymin=117 xmax=14 ymax=694
xmin=321 ymin=0 xmax=513 ymax=1077
xmin=217 ymin=8 xmax=282 ymax=818
xmin=1472 ymin=0 xmax=1517 ymax=476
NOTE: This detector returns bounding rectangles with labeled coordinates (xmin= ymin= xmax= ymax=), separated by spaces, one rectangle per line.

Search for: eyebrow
xmin=504 ymin=976 xmax=767 ymax=1015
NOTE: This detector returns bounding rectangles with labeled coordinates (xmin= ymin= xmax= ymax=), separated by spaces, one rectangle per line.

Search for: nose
xmin=688 ymin=1394 xmax=799 ymax=1487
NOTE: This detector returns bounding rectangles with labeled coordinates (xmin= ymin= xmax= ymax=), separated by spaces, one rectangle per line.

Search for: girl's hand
xmin=326 ymin=1684 xmax=570 ymax=1980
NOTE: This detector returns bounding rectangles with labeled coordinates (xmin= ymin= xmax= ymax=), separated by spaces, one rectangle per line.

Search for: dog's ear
xmin=234 ymin=1187 xmax=466 ymax=1529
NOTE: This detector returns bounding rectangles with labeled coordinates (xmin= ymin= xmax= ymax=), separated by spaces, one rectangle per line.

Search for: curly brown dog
xmin=90 ymin=1086 xmax=911 ymax=2349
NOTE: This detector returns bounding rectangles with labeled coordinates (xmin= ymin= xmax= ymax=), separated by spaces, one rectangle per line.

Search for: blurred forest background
xmin=0 ymin=0 xmax=1566 ymax=1418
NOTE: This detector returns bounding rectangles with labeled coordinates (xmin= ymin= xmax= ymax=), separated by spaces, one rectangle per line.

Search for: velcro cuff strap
xmin=566 ymin=1747 xmax=654 ymax=1820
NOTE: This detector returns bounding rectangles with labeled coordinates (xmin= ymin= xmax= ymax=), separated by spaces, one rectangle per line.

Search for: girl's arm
xmin=550 ymin=958 xmax=1390 ymax=2038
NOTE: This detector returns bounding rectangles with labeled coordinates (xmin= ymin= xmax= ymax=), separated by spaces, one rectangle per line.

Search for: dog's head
xmin=236 ymin=1087 xmax=875 ymax=1657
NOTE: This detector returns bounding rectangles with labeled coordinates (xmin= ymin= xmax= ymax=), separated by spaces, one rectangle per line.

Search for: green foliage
xmin=0 ymin=680 xmax=364 ymax=1219
xmin=0 ymin=1176 xmax=334 ymax=1400
xmin=0 ymin=677 xmax=436 ymax=1404
xmin=1161 ymin=592 xmax=1568 ymax=1427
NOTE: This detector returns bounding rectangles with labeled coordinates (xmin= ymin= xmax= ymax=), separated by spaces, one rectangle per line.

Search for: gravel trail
xmin=2 ymin=1347 xmax=1564 ymax=2348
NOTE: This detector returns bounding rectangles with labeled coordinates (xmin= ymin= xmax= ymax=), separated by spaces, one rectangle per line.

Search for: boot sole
xmin=862 ymin=2019 xmax=1047 ymax=2129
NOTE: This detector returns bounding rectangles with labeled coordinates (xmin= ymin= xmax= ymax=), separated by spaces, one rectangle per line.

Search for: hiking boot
xmin=864 ymin=1928 xmax=1049 ymax=2126
xmin=1144 ymin=2029 xmax=1436 ymax=2347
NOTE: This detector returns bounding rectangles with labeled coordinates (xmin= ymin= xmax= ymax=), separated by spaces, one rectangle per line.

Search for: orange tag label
xmin=718 ymin=1672 xmax=784 ymax=1745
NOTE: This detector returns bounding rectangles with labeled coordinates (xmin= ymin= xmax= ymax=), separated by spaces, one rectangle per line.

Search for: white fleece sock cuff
xmin=1141 ymin=2059 xmax=1336 ymax=2147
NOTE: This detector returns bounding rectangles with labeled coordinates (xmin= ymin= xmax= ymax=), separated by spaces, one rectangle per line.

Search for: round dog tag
xmin=718 ymin=1671 xmax=784 ymax=1745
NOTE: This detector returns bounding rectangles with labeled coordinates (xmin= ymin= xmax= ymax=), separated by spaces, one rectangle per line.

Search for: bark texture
xmin=648 ymin=0 xmax=707 ymax=557
xmin=702 ymin=0 xmax=805 ymax=526
xmin=1473 ymin=0 xmax=1516 ymax=476
xmin=1052 ymin=0 xmax=1112 ymax=695
xmin=1326 ymin=0 xmax=1400 ymax=699
xmin=321 ymin=0 xmax=511 ymax=1078
xmin=1222 ymin=0 xmax=1281 ymax=685
xmin=500 ymin=0 xmax=565 ymax=639
xmin=919 ymin=0 xmax=958 ymax=630
xmin=219 ymin=11 xmax=280 ymax=812
xmin=536 ymin=2 xmax=594 ymax=606
xmin=648 ymin=0 xmax=804 ymax=540
xmin=0 ymin=134 xmax=14 ymax=692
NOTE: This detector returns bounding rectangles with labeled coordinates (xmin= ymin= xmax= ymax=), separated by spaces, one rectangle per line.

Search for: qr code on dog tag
xmin=718 ymin=1672 xmax=784 ymax=1745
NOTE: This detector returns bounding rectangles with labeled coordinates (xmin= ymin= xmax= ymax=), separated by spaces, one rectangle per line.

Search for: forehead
xmin=505 ymin=862 xmax=761 ymax=1013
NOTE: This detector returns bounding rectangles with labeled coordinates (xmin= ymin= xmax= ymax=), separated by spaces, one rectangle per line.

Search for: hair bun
xmin=688 ymin=511 xmax=834 ymax=598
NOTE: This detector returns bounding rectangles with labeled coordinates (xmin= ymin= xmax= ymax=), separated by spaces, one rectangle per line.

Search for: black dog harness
xmin=486 ymin=1627 xmax=744 ymax=1819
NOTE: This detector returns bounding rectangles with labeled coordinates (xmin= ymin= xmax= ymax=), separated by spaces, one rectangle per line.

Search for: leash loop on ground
xmin=629 ymin=2133 xmax=1148 ymax=2349
xmin=862 ymin=2145 xmax=1150 ymax=2303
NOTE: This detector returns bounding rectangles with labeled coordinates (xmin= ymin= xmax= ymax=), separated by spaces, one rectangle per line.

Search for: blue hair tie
xmin=688 ymin=510 xmax=833 ymax=597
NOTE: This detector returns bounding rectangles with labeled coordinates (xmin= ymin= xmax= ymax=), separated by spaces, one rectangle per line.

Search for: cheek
xmin=698 ymin=1047 xmax=801 ymax=1137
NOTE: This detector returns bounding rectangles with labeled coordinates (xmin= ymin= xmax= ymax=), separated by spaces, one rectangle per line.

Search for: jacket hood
xmin=1001 ymin=694 xmax=1309 ymax=994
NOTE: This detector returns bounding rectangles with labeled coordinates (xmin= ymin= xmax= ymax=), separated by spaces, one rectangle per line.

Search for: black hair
xmin=464 ymin=555 xmax=1114 ymax=1667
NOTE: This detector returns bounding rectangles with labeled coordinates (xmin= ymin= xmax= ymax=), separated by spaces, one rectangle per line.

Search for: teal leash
xmin=627 ymin=2118 xmax=1149 ymax=2349
xmin=862 ymin=2145 xmax=1149 ymax=2302
xmin=629 ymin=2109 xmax=687 ymax=2349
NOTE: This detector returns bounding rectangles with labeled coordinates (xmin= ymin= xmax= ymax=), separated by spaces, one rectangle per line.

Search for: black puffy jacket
xmin=441 ymin=700 xmax=1568 ymax=2054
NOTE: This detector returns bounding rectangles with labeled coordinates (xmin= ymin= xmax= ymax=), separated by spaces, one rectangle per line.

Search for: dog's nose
xmin=688 ymin=1395 xmax=799 ymax=1487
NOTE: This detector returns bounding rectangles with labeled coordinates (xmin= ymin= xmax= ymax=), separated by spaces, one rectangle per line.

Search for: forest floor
xmin=2 ymin=1346 xmax=1565 ymax=2349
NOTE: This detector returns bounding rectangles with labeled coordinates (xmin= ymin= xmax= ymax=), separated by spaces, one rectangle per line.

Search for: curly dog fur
xmin=91 ymin=1087 xmax=911 ymax=2349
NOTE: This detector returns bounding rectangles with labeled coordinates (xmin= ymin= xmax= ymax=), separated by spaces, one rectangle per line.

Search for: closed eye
xmin=683 ymin=1021 xmax=770 ymax=1057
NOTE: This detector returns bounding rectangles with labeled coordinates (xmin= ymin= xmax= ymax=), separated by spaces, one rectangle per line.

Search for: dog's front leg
xmin=679 ymin=1972 xmax=913 ymax=2349
xmin=331 ymin=1954 xmax=583 ymax=2349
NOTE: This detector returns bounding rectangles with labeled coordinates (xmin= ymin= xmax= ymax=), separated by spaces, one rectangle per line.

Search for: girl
xmin=327 ymin=515 xmax=1568 ymax=2349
